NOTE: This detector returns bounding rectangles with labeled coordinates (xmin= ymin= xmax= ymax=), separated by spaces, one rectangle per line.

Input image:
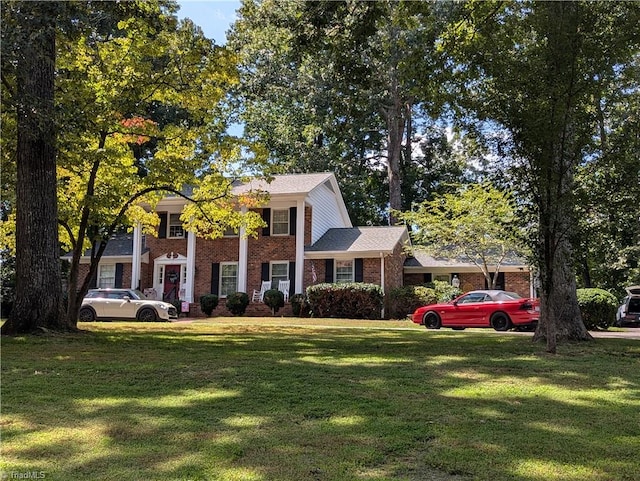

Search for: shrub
xmin=226 ymin=292 xmax=249 ymax=316
xmin=199 ymin=294 xmax=219 ymax=316
xmin=263 ymin=289 xmax=285 ymax=315
xmin=429 ymin=280 xmax=462 ymax=302
xmin=576 ymin=288 xmax=618 ymax=330
xmin=290 ymin=293 xmax=309 ymax=317
xmin=387 ymin=285 xmax=439 ymax=319
xmin=306 ymin=283 xmax=384 ymax=319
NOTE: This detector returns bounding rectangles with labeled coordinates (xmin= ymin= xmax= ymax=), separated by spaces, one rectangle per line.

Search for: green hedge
xmin=387 ymin=285 xmax=439 ymax=319
xmin=225 ymin=292 xmax=249 ymax=316
xmin=263 ymin=289 xmax=285 ymax=315
xmin=306 ymin=283 xmax=384 ymax=319
xmin=199 ymin=294 xmax=219 ymax=316
xmin=576 ymin=288 xmax=618 ymax=330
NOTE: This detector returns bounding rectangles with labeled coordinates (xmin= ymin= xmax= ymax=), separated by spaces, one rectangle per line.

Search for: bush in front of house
xmin=306 ymin=283 xmax=384 ymax=319
xmin=199 ymin=294 xmax=219 ymax=316
xmin=576 ymin=288 xmax=618 ymax=330
xmin=428 ymin=280 xmax=463 ymax=302
xmin=226 ymin=292 xmax=249 ymax=316
xmin=263 ymin=289 xmax=285 ymax=315
xmin=387 ymin=285 xmax=439 ymax=320
xmin=290 ymin=293 xmax=309 ymax=317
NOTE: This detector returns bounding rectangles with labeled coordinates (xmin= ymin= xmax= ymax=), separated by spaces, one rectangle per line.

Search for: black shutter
xmin=289 ymin=261 xmax=296 ymax=293
xmin=114 ymin=263 xmax=124 ymax=288
xmin=211 ymin=263 xmax=220 ymax=295
xmin=261 ymin=263 xmax=270 ymax=282
xmin=289 ymin=207 xmax=297 ymax=236
xmin=423 ymin=273 xmax=432 ymax=283
xmin=355 ymin=258 xmax=364 ymax=282
xmin=158 ymin=213 xmax=168 ymax=238
xmin=325 ymin=259 xmax=334 ymax=283
xmin=262 ymin=208 xmax=271 ymax=236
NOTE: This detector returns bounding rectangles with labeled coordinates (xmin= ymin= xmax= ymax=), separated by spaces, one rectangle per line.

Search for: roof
xmin=305 ymin=226 xmax=409 ymax=257
xmin=62 ymin=233 xmax=148 ymax=259
xmin=405 ymin=250 xmax=529 ymax=270
xmin=232 ymin=172 xmax=335 ymax=196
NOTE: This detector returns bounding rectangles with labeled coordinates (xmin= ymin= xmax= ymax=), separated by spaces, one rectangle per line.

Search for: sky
xmin=176 ymin=0 xmax=241 ymax=44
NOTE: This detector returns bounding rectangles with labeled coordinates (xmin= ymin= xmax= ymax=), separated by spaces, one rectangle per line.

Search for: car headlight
xmin=158 ymin=304 xmax=169 ymax=310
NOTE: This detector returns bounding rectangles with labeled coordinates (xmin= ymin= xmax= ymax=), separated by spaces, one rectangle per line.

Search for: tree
xmin=447 ymin=0 xmax=640 ymax=351
xmin=228 ymin=0 xmax=452 ymax=225
xmin=1 ymin=1 xmax=267 ymax=332
xmin=1 ymin=1 xmax=65 ymax=334
xmin=399 ymin=183 xmax=525 ymax=288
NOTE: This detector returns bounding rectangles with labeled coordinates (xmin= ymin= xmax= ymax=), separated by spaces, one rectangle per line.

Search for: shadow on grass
xmin=2 ymin=324 xmax=639 ymax=481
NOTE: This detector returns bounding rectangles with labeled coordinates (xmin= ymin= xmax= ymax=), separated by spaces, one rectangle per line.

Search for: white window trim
xmin=271 ymin=209 xmax=289 ymax=236
xmin=335 ymin=259 xmax=354 ymax=283
xmin=98 ymin=264 xmax=116 ymax=288
xmin=219 ymin=262 xmax=239 ymax=298
xmin=168 ymin=213 xmax=185 ymax=239
xmin=270 ymin=261 xmax=289 ymax=283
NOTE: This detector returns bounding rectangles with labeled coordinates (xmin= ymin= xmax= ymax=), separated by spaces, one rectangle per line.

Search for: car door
xmin=116 ymin=290 xmax=139 ymax=319
xmin=446 ymin=293 xmax=487 ymax=326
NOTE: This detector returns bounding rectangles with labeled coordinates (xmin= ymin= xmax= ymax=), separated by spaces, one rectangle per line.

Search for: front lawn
xmin=1 ymin=320 xmax=638 ymax=481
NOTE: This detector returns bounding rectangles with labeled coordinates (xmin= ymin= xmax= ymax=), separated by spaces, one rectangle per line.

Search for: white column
xmin=185 ymin=231 xmax=197 ymax=302
xmin=295 ymin=199 xmax=305 ymax=295
xmin=238 ymin=211 xmax=249 ymax=293
xmin=380 ymin=252 xmax=385 ymax=318
xmin=131 ymin=222 xmax=142 ymax=290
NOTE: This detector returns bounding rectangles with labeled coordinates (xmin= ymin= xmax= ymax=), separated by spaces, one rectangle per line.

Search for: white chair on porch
xmin=278 ymin=280 xmax=290 ymax=302
xmin=252 ymin=280 xmax=271 ymax=303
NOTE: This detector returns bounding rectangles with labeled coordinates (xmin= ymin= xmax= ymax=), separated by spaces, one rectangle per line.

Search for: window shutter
xmin=261 ymin=263 xmax=270 ymax=282
xmin=289 ymin=207 xmax=297 ymax=236
xmin=114 ymin=263 xmax=124 ymax=288
xmin=423 ymin=273 xmax=432 ymax=283
xmin=325 ymin=259 xmax=334 ymax=283
xmin=262 ymin=208 xmax=271 ymax=237
xmin=289 ymin=261 xmax=295 ymax=292
xmin=211 ymin=263 xmax=220 ymax=295
xmin=158 ymin=213 xmax=168 ymax=239
xmin=355 ymin=258 xmax=364 ymax=282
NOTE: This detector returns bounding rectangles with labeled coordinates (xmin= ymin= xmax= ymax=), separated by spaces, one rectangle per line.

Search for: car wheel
xmin=423 ymin=312 xmax=441 ymax=329
xmin=78 ymin=307 xmax=96 ymax=322
xmin=138 ymin=308 xmax=157 ymax=322
xmin=491 ymin=312 xmax=512 ymax=331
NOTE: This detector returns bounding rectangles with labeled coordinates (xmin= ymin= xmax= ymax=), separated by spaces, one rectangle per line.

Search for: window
xmin=169 ymin=214 xmax=184 ymax=238
xmin=220 ymin=263 xmax=238 ymax=297
xmin=270 ymin=262 xmax=289 ymax=285
xmin=223 ymin=226 xmax=238 ymax=237
xmin=335 ymin=260 xmax=353 ymax=283
xmin=98 ymin=265 xmax=115 ymax=288
xmin=271 ymin=209 xmax=289 ymax=235
xmin=157 ymin=265 xmax=165 ymax=286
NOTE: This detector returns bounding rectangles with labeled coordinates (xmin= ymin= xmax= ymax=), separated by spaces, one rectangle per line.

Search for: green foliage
xmin=306 ymin=283 xmax=383 ymax=320
xmin=387 ymin=285 xmax=438 ymax=320
xmin=263 ymin=289 xmax=285 ymax=315
xmin=429 ymin=280 xmax=463 ymax=303
xmin=576 ymin=288 xmax=618 ymax=331
xmin=289 ymin=293 xmax=309 ymax=317
xmin=199 ymin=294 xmax=219 ymax=316
xmin=225 ymin=292 xmax=249 ymax=316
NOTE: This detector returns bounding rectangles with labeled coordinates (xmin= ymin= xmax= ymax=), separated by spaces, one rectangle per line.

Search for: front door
xmin=163 ymin=264 xmax=181 ymax=301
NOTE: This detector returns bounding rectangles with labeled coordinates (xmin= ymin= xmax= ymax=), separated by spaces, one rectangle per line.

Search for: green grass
xmin=1 ymin=319 xmax=639 ymax=481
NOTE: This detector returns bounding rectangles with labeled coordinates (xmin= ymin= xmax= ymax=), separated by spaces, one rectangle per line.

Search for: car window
xmin=458 ymin=293 xmax=487 ymax=304
xmin=494 ymin=292 xmax=522 ymax=301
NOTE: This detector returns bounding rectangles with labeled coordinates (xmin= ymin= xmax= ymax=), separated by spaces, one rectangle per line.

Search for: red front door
xmin=164 ymin=265 xmax=181 ymax=301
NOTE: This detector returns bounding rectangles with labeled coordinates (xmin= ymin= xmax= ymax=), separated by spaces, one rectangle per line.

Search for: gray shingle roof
xmin=305 ymin=227 xmax=408 ymax=255
xmin=232 ymin=172 xmax=335 ymax=195
xmin=405 ymin=250 xmax=528 ymax=268
xmin=62 ymin=233 xmax=148 ymax=258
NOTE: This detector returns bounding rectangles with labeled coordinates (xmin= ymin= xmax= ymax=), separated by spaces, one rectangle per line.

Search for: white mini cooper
xmin=79 ymin=288 xmax=178 ymax=322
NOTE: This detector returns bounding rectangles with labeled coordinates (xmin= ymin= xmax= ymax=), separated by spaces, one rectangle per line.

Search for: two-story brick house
xmin=69 ymin=172 xmax=533 ymax=317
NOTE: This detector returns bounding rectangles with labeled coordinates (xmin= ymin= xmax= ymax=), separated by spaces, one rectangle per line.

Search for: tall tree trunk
xmin=531 ymin=1 xmax=592 ymax=351
xmin=2 ymin=2 xmax=69 ymax=334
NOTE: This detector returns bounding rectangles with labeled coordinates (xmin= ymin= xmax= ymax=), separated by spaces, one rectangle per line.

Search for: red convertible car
xmin=411 ymin=290 xmax=539 ymax=331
